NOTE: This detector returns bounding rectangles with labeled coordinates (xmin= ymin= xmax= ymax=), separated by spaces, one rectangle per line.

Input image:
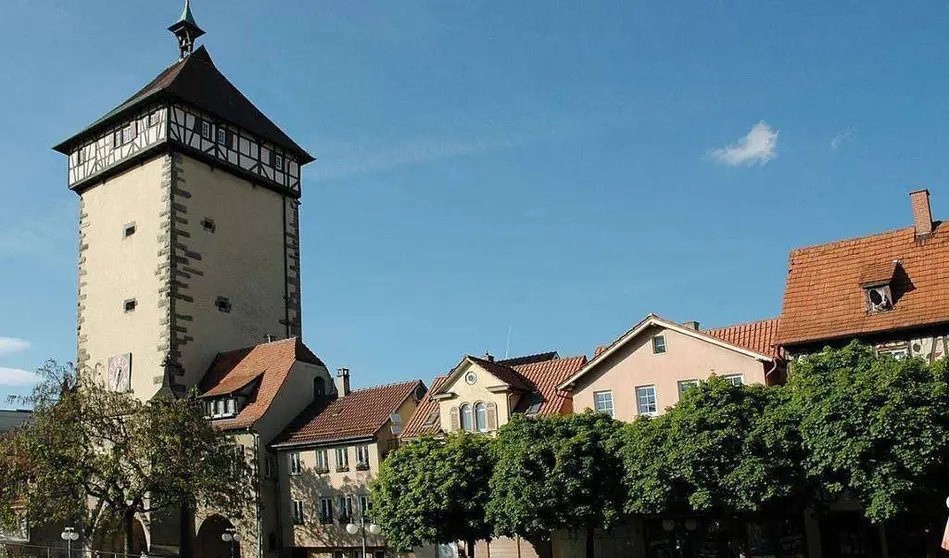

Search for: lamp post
xmin=60 ymin=527 xmax=79 ymax=558
xmin=346 ymin=512 xmax=381 ymax=558
xmin=221 ymin=528 xmax=241 ymax=558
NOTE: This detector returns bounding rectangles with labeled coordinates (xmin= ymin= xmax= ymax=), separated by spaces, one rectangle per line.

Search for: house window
xmin=475 ymin=402 xmax=488 ymax=432
xmin=883 ymin=348 xmax=908 ymax=360
xmin=147 ymin=112 xmax=157 ymax=127
xmin=422 ymin=410 xmax=439 ymax=427
xmin=636 ymin=385 xmax=658 ymax=415
xmin=319 ymin=498 xmax=333 ymax=524
xmin=76 ymin=148 xmax=84 ymax=165
xmin=122 ymin=123 xmax=135 ymax=144
xmin=216 ymin=127 xmax=228 ymax=145
xmin=355 ymin=445 xmax=370 ymax=470
xmin=123 ymin=299 xmax=137 ymax=313
xmin=359 ymin=495 xmax=371 ymax=517
xmin=652 ymin=335 xmax=666 ymax=354
xmin=113 ymin=129 xmax=124 ymax=147
xmin=264 ymin=455 xmax=276 ymax=479
xmin=216 ymin=296 xmax=231 ymax=313
xmin=315 ymin=449 xmax=329 ymax=472
xmin=201 ymin=218 xmax=216 ymax=233
xmin=460 ymin=404 xmax=473 ymax=432
xmin=225 ymin=398 xmax=236 ymax=416
xmin=335 ymin=447 xmax=349 ymax=471
xmin=723 ymin=374 xmax=744 ymax=387
xmin=201 ymin=120 xmax=213 ymax=140
xmin=274 ymin=153 xmax=285 ymax=171
xmin=593 ymin=390 xmax=614 ymax=418
xmin=291 ymin=500 xmax=304 ymax=525
xmin=678 ymin=380 xmax=700 ymax=399
xmin=336 ymin=496 xmax=353 ymax=523
xmin=865 ymin=285 xmax=893 ymax=313
xmin=123 ymin=223 xmax=136 ymax=238
xmin=314 ymin=376 xmax=326 ymax=396
xmin=289 ymin=452 xmax=301 ymax=476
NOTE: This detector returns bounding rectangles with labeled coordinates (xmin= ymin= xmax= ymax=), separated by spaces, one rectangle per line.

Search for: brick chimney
xmin=336 ymin=367 xmax=351 ymax=396
xmin=682 ymin=320 xmax=700 ymax=331
xmin=483 ymin=352 xmax=495 ymax=363
xmin=910 ymin=189 xmax=933 ymax=239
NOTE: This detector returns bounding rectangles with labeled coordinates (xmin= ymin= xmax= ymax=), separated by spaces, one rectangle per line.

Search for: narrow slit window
xmin=215 ymin=296 xmax=231 ymax=313
xmin=201 ymin=218 xmax=216 ymax=233
xmin=124 ymin=299 xmax=137 ymax=313
xmin=274 ymin=154 xmax=285 ymax=171
xmin=201 ymin=120 xmax=213 ymax=140
xmin=123 ymin=223 xmax=136 ymax=238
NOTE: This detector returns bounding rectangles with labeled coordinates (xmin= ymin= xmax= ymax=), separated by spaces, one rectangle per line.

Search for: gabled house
xmin=401 ymin=352 xmax=586 ymax=440
xmin=558 ymin=314 xmax=783 ymax=421
xmin=270 ymin=373 xmax=426 ymax=558
xmin=194 ymin=337 xmax=333 ymax=558
xmin=777 ymin=189 xmax=949 ymax=360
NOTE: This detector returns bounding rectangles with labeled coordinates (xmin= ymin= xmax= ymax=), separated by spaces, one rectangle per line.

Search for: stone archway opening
xmin=196 ymin=515 xmax=241 ymax=558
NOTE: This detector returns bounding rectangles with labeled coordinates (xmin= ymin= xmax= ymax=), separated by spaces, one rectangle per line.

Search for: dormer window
xmin=860 ymin=261 xmax=898 ymax=314
xmin=865 ymin=285 xmax=893 ymax=313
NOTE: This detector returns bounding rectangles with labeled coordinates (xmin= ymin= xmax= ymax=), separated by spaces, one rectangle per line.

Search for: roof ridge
xmin=345 ymin=379 xmax=421 ymax=394
xmin=705 ymin=317 xmax=779 ymax=332
xmin=788 ymin=224 xmax=939 ymax=255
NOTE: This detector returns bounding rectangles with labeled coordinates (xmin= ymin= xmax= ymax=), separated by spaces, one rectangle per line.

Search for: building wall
xmin=436 ymin=361 xmax=516 ymax=434
xmin=571 ymin=325 xmax=770 ymax=421
xmin=78 ymin=155 xmax=167 ymax=396
xmin=256 ymin=362 xmax=335 ymax=445
xmin=171 ymin=154 xmax=294 ymax=391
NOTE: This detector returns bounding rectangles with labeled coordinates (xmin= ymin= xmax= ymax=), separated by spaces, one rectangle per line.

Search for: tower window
xmin=113 ymin=130 xmax=124 ymax=147
xmin=123 ymin=223 xmax=136 ymax=238
xmin=201 ymin=218 xmax=216 ymax=233
xmin=216 ymin=127 xmax=228 ymax=146
xmin=75 ymin=149 xmax=84 ymax=165
xmin=274 ymin=154 xmax=285 ymax=171
xmin=652 ymin=335 xmax=667 ymax=354
xmin=124 ymin=299 xmax=137 ymax=313
xmin=215 ymin=296 xmax=232 ymax=313
xmin=146 ymin=112 xmax=157 ymax=127
xmin=122 ymin=124 xmax=135 ymax=145
xmin=200 ymin=120 xmax=212 ymax=140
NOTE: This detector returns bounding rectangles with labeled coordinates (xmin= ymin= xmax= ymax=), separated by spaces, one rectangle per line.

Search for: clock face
xmin=107 ymin=353 xmax=131 ymax=392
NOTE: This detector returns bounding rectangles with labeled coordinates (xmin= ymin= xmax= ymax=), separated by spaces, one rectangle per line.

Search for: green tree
xmin=370 ymin=433 xmax=493 ymax=557
xmin=616 ymin=377 xmax=808 ymax=550
xmin=0 ymin=361 xmax=254 ymax=553
xmin=487 ymin=412 xmax=624 ymax=558
xmin=792 ymin=342 xmax=949 ymax=526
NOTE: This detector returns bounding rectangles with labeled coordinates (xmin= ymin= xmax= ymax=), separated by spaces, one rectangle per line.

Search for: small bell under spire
xmin=168 ymin=0 xmax=205 ymax=60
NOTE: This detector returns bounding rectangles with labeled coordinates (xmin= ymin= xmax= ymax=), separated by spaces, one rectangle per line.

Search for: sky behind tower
xmin=2 ymin=1 xmax=949 ymax=403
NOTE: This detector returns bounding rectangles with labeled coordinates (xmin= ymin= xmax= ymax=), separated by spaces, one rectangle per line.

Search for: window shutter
xmin=130 ymin=120 xmax=138 ymax=139
xmin=449 ymin=406 xmax=459 ymax=431
xmin=486 ymin=402 xmax=498 ymax=430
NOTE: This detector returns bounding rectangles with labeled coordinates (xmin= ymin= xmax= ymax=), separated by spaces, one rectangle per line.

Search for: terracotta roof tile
xmin=272 ymin=380 xmax=424 ymax=447
xmin=777 ymin=221 xmax=949 ymax=346
xmin=400 ymin=375 xmax=450 ymax=439
xmin=199 ymin=337 xmax=325 ymax=431
xmin=705 ymin=318 xmax=781 ymax=358
xmin=467 ymin=356 xmax=533 ymax=392
xmin=496 ymin=352 xmax=559 ymax=366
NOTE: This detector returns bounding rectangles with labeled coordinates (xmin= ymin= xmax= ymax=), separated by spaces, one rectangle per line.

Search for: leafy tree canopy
xmin=0 ymin=361 xmax=254 ymax=552
xmin=370 ymin=433 xmax=493 ymax=555
xmin=616 ymin=376 xmax=808 ymax=518
xmin=487 ymin=412 xmax=624 ymax=555
xmin=792 ymin=342 xmax=949 ymax=523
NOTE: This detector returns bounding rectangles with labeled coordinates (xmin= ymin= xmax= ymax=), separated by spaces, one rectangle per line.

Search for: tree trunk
xmin=466 ymin=538 xmax=476 ymax=558
xmin=585 ymin=525 xmax=596 ymax=558
xmin=124 ymin=510 xmax=136 ymax=556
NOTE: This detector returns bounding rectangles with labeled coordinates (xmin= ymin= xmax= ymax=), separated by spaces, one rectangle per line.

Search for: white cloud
xmin=0 ymin=337 xmax=30 ymax=357
xmin=0 ymin=367 xmax=38 ymax=387
xmin=831 ymin=127 xmax=857 ymax=150
xmin=709 ymin=121 xmax=779 ymax=166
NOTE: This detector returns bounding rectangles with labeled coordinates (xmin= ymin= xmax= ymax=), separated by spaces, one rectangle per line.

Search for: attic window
xmin=865 ymin=285 xmax=893 ymax=313
xmin=422 ymin=410 xmax=439 ymax=427
xmin=860 ymin=261 xmax=898 ymax=314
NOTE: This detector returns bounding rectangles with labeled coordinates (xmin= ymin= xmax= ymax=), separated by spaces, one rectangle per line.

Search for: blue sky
xmin=2 ymin=0 xmax=948 ymax=404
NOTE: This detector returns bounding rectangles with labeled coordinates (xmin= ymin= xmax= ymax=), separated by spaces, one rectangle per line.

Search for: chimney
xmin=483 ymin=352 xmax=495 ymax=363
xmin=336 ymin=368 xmax=351 ymax=396
xmin=910 ymin=189 xmax=933 ymax=238
xmin=682 ymin=320 xmax=700 ymax=331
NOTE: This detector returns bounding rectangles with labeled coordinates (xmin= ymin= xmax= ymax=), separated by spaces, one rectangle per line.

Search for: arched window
xmin=314 ymin=376 xmax=326 ymax=397
xmin=460 ymin=404 xmax=473 ymax=432
xmin=475 ymin=402 xmax=488 ymax=432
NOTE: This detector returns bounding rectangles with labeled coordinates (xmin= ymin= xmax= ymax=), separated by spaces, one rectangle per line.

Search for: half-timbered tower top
xmin=53 ymin=3 xmax=313 ymax=197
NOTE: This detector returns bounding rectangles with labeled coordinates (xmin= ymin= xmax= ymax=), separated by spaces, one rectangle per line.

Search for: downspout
xmin=254 ymin=432 xmax=264 ymax=558
xmin=763 ymin=359 xmax=780 ymax=386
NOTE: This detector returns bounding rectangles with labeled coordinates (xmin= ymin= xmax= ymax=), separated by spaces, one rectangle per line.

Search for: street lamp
xmin=221 ymin=528 xmax=242 ymax=558
xmin=60 ymin=527 xmax=79 ymax=558
xmin=346 ymin=513 xmax=381 ymax=558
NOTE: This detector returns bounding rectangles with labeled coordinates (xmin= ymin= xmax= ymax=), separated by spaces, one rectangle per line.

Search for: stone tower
xmin=53 ymin=2 xmax=313 ymax=400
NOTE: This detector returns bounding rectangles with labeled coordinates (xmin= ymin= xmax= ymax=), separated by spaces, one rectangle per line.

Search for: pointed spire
xmin=168 ymin=0 xmax=205 ymax=60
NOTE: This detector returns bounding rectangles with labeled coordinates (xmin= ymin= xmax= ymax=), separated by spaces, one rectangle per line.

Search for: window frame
xmin=289 ymin=451 xmax=302 ymax=476
xmin=274 ymin=153 xmax=285 ymax=171
xmin=291 ymin=499 xmax=304 ymax=525
xmin=677 ymin=379 xmax=700 ymax=399
xmin=636 ymin=385 xmax=658 ymax=416
xmin=200 ymin=120 xmax=213 ymax=140
xmin=319 ymin=498 xmax=333 ymax=524
xmin=723 ymin=374 xmax=744 ymax=387
xmin=336 ymin=496 xmax=353 ymax=523
xmin=460 ymin=404 xmax=474 ymax=432
xmin=593 ymin=390 xmax=615 ymax=418
xmin=474 ymin=402 xmax=488 ymax=432
xmin=652 ymin=335 xmax=667 ymax=354
xmin=355 ymin=445 xmax=370 ymax=469
xmin=315 ymin=448 xmax=329 ymax=472
xmin=335 ymin=447 xmax=350 ymax=471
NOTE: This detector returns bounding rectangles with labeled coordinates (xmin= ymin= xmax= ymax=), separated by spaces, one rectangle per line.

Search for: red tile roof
xmin=400 ymin=375 xmax=450 ymax=439
xmin=777 ymin=222 xmax=949 ymax=346
xmin=272 ymin=380 xmax=424 ymax=447
xmin=199 ymin=337 xmax=325 ymax=431
xmin=400 ymin=354 xmax=586 ymax=439
xmin=705 ymin=318 xmax=781 ymax=358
